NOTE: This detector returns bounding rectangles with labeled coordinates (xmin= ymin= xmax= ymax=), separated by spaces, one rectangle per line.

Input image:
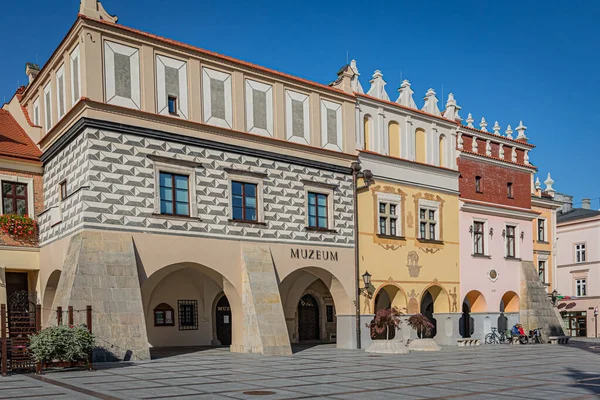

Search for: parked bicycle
xmin=529 ymin=327 xmax=544 ymax=344
xmin=485 ymin=327 xmax=510 ymax=344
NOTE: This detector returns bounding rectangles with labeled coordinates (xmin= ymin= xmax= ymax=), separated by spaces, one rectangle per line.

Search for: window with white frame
xmin=537 ymin=218 xmax=546 ymax=242
xmin=150 ymin=157 xmax=199 ymax=218
xmin=473 ymin=221 xmax=485 ymax=255
xmin=377 ymin=194 xmax=401 ymax=237
xmin=303 ymin=182 xmax=335 ymax=230
xmin=56 ymin=65 xmax=66 ymax=120
xmin=70 ymin=45 xmax=81 ymax=106
xmin=538 ymin=260 xmax=546 ymax=283
xmin=576 ymin=279 xmax=586 ymax=297
xmin=43 ymin=82 xmax=52 ymax=132
xmin=505 ymin=225 xmax=517 ymax=258
xmin=226 ymin=169 xmax=265 ymax=223
xmin=575 ymin=243 xmax=586 ymax=263
xmin=0 ymin=176 xmax=34 ymax=217
xmin=418 ymin=200 xmax=439 ymax=241
xmin=33 ymin=98 xmax=40 ymax=126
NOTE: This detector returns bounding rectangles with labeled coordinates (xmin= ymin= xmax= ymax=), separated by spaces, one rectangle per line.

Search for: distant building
xmin=556 ymin=196 xmax=600 ymax=337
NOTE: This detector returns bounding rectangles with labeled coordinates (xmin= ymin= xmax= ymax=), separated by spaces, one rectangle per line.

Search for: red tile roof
xmin=0 ymin=109 xmax=41 ymax=161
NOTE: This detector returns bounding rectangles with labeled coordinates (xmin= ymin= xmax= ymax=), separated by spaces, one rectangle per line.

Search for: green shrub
xmin=29 ymin=325 xmax=94 ymax=364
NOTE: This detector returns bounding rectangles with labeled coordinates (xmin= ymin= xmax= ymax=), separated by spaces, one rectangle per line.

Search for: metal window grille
xmin=178 ymin=300 xmax=198 ymax=330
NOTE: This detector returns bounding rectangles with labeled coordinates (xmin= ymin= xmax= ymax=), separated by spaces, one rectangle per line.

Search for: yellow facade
xmin=358 ymin=179 xmax=461 ymax=317
xmin=531 ymin=202 xmax=555 ymax=292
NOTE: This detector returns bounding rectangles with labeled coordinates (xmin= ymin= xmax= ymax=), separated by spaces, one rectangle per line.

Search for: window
xmin=33 ymin=98 xmax=40 ymax=126
xmin=506 ymin=225 xmax=516 ymax=258
xmin=419 ymin=208 xmax=437 ymax=241
xmin=473 ymin=221 xmax=485 ymax=255
xmin=153 ymin=303 xmax=174 ymax=326
xmin=70 ymin=45 xmax=81 ymax=105
xmin=379 ymin=202 xmax=399 ymax=236
xmin=178 ymin=300 xmax=198 ymax=330
xmin=576 ymin=279 xmax=587 ymax=297
xmin=59 ymin=181 xmax=68 ymax=201
xmin=231 ymin=181 xmax=257 ymax=222
xmin=475 ymin=176 xmax=482 ymax=193
xmin=2 ymin=182 xmax=28 ymax=216
xmin=326 ymin=305 xmax=334 ymax=323
xmin=308 ymin=192 xmax=328 ymax=229
xmin=507 ymin=182 xmax=513 ymax=198
xmin=168 ymin=95 xmax=178 ymax=114
xmin=576 ymin=244 xmax=586 ymax=263
xmin=159 ymin=172 xmax=189 ymax=216
xmin=538 ymin=260 xmax=546 ymax=283
xmin=538 ymin=219 xmax=546 ymax=242
xmin=56 ymin=65 xmax=66 ymax=119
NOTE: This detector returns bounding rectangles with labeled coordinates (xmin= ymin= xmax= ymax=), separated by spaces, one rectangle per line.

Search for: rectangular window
xmin=2 ymin=182 xmax=28 ymax=216
xmin=33 ymin=98 xmax=40 ymax=126
xmin=507 ymin=182 xmax=513 ymax=199
xmin=419 ymin=208 xmax=437 ymax=241
xmin=538 ymin=260 xmax=546 ymax=283
xmin=159 ymin=172 xmax=189 ymax=216
xmin=576 ymin=244 xmax=586 ymax=263
xmin=231 ymin=181 xmax=257 ymax=222
xmin=59 ymin=181 xmax=67 ymax=201
xmin=44 ymin=82 xmax=52 ymax=131
xmin=168 ymin=95 xmax=177 ymax=114
xmin=70 ymin=45 xmax=81 ymax=105
xmin=506 ymin=225 xmax=516 ymax=258
xmin=178 ymin=300 xmax=198 ymax=330
xmin=475 ymin=176 xmax=482 ymax=193
xmin=326 ymin=305 xmax=334 ymax=323
xmin=473 ymin=221 xmax=485 ymax=255
xmin=308 ymin=192 xmax=328 ymax=229
xmin=538 ymin=219 xmax=546 ymax=242
xmin=378 ymin=202 xmax=398 ymax=236
xmin=576 ymin=279 xmax=587 ymax=297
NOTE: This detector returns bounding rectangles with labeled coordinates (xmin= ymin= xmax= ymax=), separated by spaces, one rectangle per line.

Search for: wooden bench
xmin=456 ymin=338 xmax=481 ymax=346
xmin=548 ymin=336 xmax=570 ymax=344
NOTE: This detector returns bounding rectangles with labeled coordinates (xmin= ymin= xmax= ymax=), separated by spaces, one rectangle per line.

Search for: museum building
xmin=14 ymin=0 xmax=362 ymax=360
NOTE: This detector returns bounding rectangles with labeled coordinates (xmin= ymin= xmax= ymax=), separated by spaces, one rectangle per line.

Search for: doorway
xmin=298 ymin=294 xmax=320 ymax=341
xmin=562 ymin=312 xmax=587 ymax=337
xmin=460 ymin=303 xmax=474 ymax=338
xmin=215 ymin=295 xmax=232 ymax=346
xmin=5 ymin=272 xmax=31 ymax=311
xmin=420 ymin=291 xmax=436 ymax=338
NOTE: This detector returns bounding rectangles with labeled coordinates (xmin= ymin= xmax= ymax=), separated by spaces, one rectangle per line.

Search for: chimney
xmin=25 ymin=63 xmax=41 ymax=83
xmin=582 ymin=198 xmax=591 ymax=210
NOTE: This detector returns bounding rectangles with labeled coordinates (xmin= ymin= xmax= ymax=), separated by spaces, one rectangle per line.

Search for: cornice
xmin=460 ymin=199 xmax=539 ymax=221
xmin=459 ymin=150 xmax=537 ymax=173
xmin=458 ymin=125 xmax=535 ymax=149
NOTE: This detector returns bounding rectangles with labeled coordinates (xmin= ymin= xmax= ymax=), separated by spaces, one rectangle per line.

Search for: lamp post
xmin=352 ymin=161 xmax=373 ymax=350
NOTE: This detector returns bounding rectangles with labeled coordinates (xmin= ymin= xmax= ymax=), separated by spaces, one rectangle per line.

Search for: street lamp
xmin=362 ymin=271 xmax=372 ymax=289
xmin=352 ymin=161 xmax=373 ymax=350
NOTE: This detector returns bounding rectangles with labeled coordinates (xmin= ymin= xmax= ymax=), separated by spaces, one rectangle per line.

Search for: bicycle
xmin=485 ymin=327 xmax=510 ymax=344
xmin=529 ymin=327 xmax=544 ymax=344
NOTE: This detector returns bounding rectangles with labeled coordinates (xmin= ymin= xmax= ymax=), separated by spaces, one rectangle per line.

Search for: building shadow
xmin=565 ymin=367 xmax=600 ymax=395
xmin=291 ymin=343 xmax=336 ymax=354
xmin=150 ymin=345 xmax=229 ymax=359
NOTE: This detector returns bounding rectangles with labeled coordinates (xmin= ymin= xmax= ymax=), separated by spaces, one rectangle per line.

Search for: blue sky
xmin=1 ymin=1 xmax=598 ymax=208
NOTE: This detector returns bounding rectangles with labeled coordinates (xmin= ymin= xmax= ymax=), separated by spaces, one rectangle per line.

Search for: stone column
xmin=433 ymin=313 xmax=461 ymax=346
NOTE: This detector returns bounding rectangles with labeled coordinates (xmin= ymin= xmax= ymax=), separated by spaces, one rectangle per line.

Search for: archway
xmin=388 ymin=121 xmax=401 ymax=158
xmin=501 ymin=291 xmax=520 ymax=312
xmin=465 ymin=290 xmax=487 ymax=313
xmin=140 ymin=262 xmax=242 ymax=348
xmin=42 ymin=270 xmax=61 ymax=326
xmin=373 ymin=284 xmax=408 ymax=313
xmin=459 ymin=302 xmax=474 ymax=338
xmin=279 ymin=267 xmax=350 ymax=344
xmin=214 ymin=294 xmax=232 ymax=346
xmin=420 ymin=285 xmax=450 ymax=338
xmin=298 ymin=294 xmax=320 ymax=341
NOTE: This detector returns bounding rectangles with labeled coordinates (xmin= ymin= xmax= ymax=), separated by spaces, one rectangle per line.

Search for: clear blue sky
xmin=1 ymin=1 xmax=598 ymax=208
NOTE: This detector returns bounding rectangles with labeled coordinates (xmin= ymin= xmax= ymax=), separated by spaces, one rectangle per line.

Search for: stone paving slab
xmin=2 ymin=339 xmax=600 ymax=399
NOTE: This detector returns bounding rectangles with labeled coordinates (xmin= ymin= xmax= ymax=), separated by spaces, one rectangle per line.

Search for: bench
xmin=456 ymin=338 xmax=481 ymax=346
xmin=548 ymin=336 xmax=570 ymax=345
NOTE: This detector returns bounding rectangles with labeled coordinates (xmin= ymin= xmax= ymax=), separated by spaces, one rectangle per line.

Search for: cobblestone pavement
xmin=3 ymin=339 xmax=600 ymax=399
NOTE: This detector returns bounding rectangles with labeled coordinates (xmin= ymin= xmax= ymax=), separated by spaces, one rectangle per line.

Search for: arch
xmin=464 ymin=290 xmax=487 ymax=313
xmin=388 ymin=121 xmax=401 ymax=158
xmin=500 ymin=291 xmax=520 ymax=312
xmin=459 ymin=302 xmax=474 ymax=338
xmin=363 ymin=115 xmax=373 ymax=151
xmin=279 ymin=267 xmax=349 ymax=344
xmin=415 ymin=128 xmax=427 ymax=163
xmin=420 ymin=284 xmax=450 ymax=313
xmin=42 ymin=270 xmax=61 ymax=326
xmin=372 ymin=283 xmax=408 ymax=313
xmin=140 ymin=262 xmax=242 ymax=348
xmin=438 ymin=134 xmax=446 ymax=167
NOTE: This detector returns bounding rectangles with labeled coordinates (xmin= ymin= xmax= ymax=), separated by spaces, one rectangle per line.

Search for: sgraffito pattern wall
xmin=40 ymin=128 xmax=354 ymax=246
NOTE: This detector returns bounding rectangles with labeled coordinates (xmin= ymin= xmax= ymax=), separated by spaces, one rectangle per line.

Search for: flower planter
xmin=365 ymin=339 xmax=410 ymax=354
xmin=408 ymin=338 xmax=442 ymax=352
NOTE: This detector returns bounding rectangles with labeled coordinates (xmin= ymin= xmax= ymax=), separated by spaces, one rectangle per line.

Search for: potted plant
xmin=407 ymin=313 xmax=441 ymax=351
xmin=364 ymin=307 xmax=409 ymax=354
xmin=29 ymin=324 xmax=95 ymax=370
